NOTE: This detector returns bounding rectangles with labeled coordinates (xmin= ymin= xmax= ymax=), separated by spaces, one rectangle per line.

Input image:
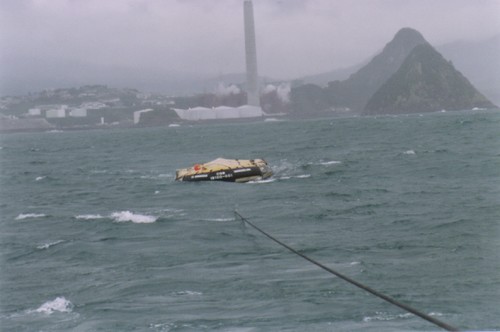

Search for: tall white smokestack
xmin=244 ymin=0 xmax=260 ymax=107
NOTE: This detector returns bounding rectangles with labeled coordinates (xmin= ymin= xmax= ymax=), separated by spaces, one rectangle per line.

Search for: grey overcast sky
xmin=1 ymin=0 xmax=500 ymax=80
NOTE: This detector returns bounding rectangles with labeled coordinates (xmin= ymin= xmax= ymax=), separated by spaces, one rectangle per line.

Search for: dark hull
xmin=179 ymin=166 xmax=266 ymax=183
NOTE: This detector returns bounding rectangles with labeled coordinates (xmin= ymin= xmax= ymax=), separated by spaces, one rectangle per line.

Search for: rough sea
xmin=1 ymin=109 xmax=499 ymax=331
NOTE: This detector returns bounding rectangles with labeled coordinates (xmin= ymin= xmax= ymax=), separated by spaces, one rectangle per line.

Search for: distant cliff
xmin=364 ymin=43 xmax=496 ymax=114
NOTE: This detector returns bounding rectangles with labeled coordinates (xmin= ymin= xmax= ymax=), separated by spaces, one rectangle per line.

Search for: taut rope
xmin=234 ymin=210 xmax=459 ymax=332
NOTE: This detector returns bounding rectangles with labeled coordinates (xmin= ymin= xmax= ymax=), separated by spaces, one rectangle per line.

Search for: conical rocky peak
xmin=382 ymin=27 xmax=428 ymax=62
xmin=325 ymin=27 xmax=428 ymax=111
xmin=364 ymin=43 xmax=496 ymax=114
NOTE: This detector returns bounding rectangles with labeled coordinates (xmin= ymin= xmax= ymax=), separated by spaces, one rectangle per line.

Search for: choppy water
xmin=1 ymin=110 xmax=499 ymax=331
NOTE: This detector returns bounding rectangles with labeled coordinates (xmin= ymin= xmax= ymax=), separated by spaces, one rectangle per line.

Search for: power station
xmin=174 ymin=0 xmax=263 ymax=121
xmin=244 ymin=0 xmax=260 ymax=107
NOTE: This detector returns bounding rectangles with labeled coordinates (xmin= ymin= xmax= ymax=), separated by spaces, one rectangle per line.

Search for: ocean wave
xmin=33 ymin=297 xmax=73 ymax=314
xmin=318 ymin=160 xmax=342 ymax=165
xmin=202 ymin=217 xmax=234 ymax=222
xmin=15 ymin=213 xmax=46 ymax=220
xmin=140 ymin=173 xmax=174 ymax=180
xmin=277 ymin=174 xmax=311 ymax=181
xmin=362 ymin=311 xmax=444 ymax=323
xmin=158 ymin=173 xmax=173 ymax=178
xmin=75 ymin=214 xmax=105 ymax=220
xmin=247 ymin=178 xmax=276 ymax=184
xmin=110 ymin=211 xmax=157 ymax=223
xmin=37 ymin=240 xmax=65 ymax=250
xmin=75 ymin=211 xmax=164 ymax=223
xmin=403 ymin=150 xmax=416 ymax=155
xmin=271 ymin=160 xmax=296 ymax=176
xmin=363 ymin=311 xmax=413 ymax=322
xmin=173 ymin=290 xmax=203 ymax=296
xmin=35 ymin=176 xmax=46 ymax=181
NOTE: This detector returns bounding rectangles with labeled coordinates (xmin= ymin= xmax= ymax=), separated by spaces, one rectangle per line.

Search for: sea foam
xmin=363 ymin=311 xmax=413 ymax=322
xmin=75 ymin=214 xmax=105 ymax=220
xmin=37 ymin=240 xmax=65 ymax=250
xmin=34 ymin=297 xmax=73 ymax=314
xmin=110 ymin=211 xmax=157 ymax=223
xmin=174 ymin=290 xmax=203 ymax=296
xmin=318 ymin=160 xmax=341 ymax=166
xmin=247 ymin=178 xmax=276 ymax=184
xmin=15 ymin=213 xmax=46 ymax=220
xmin=203 ymin=217 xmax=234 ymax=222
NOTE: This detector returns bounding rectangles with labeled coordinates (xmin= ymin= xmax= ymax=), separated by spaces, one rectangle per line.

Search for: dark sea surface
xmin=1 ymin=110 xmax=499 ymax=331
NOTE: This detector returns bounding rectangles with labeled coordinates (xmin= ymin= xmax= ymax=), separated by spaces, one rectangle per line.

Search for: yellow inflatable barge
xmin=175 ymin=158 xmax=273 ymax=183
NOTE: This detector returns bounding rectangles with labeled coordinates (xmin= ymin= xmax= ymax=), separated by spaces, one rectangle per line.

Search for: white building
xmin=69 ymin=108 xmax=87 ymax=117
xmin=45 ymin=106 xmax=67 ymax=118
xmin=28 ymin=108 xmax=42 ymax=116
xmin=173 ymin=105 xmax=264 ymax=121
xmin=81 ymin=102 xmax=106 ymax=110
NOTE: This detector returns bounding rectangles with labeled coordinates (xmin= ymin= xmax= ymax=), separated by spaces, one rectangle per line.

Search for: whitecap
xmin=363 ymin=311 xmax=413 ymax=322
xmin=404 ymin=150 xmax=416 ymax=155
xmin=174 ymin=290 xmax=202 ymax=296
xmin=37 ymin=240 xmax=65 ymax=250
xmin=271 ymin=160 xmax=296 ymax=176
xmin=90 ymin=170 xmax=108 ymax=174
xmin=34 ymin=297 xmax=73 ymax=314
xmin=247 ymin=178 xmax=276 ymax=184
xmin=318 ymin=160 xmax=341 ymax=166
xmin=75 ymin=214 xmax=105 ymax=220
xmin=203 ymin=218 xmax=234 ymax=222
xmin=110 ymin=211 xmax=157 ymax=223
xmin=168 ymin=124 xmax=180 ymax=127
xmin=35 ymin=176 xmax=46 ymax=181
xmin=154 ymin=190 xmax=160 ymax=194
xmin=275 ymin=174 xmax=311 ymax=181
xmin=161 ymin=208 xmax=184 ymax=213
xmin=15 ymin=213 xmax=46 ymax=220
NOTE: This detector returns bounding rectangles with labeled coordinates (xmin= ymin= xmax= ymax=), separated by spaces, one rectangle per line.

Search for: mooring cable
xmin=234 ymin=210 xmax=459 ymax=332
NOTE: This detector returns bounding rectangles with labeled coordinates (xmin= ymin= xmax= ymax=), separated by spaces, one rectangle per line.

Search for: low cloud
xmin=1 ymin=0 xmax=499 ymax=83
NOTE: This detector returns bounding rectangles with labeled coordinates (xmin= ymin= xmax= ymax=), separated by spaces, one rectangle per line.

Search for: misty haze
xmin=1 ymin=1 xmax=499 ymax=331
xmin=1 ymin=1 xmax=499 ymax=97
